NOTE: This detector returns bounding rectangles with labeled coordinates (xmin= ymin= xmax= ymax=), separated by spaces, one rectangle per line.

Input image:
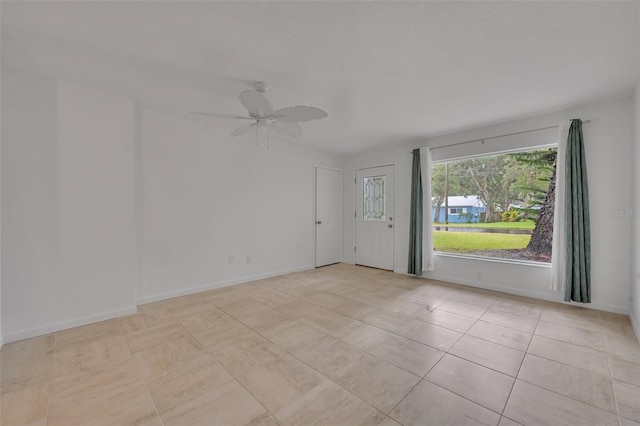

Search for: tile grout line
xmin=43 ymin=332 xmax=58 ymax=425
xmin=232 ymin=295 xmax=455 ymax=381
xmin=181 ymin=315 xmax=282 ymax=426
xmin=384 ymin=376 xmax=423 ymax=425
xmin=441 ymin=351 xmax=518 ymax=381
xmin=514 ymin=375 xmax=621 ymax=417
xmin=268 ymin=345 xmax=389 ymax=420
xmin=221 ymin=284 xmax=468 ymax=388
xmin=202 ymin=297 xmax=388 ymax=424
xmin=382 ymin=320 xmax=474 ymax=420
xmin=605 ymin=347 xmax=623 ymax=426
xmin=601 ymin=317 xmax=624 ymax=426
xmin=499 ymin=311 xmax=539 ymax=420
xmin=235 ymin=281 xmax=418 ymax=420
xmin=269 ymin=296 xmax=459 ymax=362
xmin=419 ymin=297 xmax=517 ymax=419
xmin=125 ymin=300 xmax=263 ymax=425
xmin=386 ymin=297 xmax=522 ymax=421
xmin=420 ymin=374 xmax=507 ymax=419
xmin=525 ymin=345 xmax=613 ymax=379
xmin=141 ymin=378 xmax=166 ymax=426
xmin=533 ymin=328 xmax=607 ymax=353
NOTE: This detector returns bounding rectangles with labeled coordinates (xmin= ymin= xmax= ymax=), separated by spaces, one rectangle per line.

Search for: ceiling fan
xmin=191 ymin=81 xmax=327 ymax=144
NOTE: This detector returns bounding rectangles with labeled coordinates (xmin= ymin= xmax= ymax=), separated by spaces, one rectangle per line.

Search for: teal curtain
xmin=564 ymin=119 xmax=591 ymax=302
xmin=408 ymin=149 xmax=423 ymax=276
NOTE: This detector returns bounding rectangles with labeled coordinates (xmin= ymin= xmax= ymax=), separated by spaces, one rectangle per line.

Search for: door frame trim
xmin=314 ymin=164 xmax=344 ymax=268
xmin=353 ymin=164 xmax=395 ymax=270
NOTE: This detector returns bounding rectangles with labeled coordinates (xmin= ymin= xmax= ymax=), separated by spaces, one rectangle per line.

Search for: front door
xmin=355 ymin=165 xmax=394 ymax=270
xmin=315 ymin=166 xmax=342 ymax=267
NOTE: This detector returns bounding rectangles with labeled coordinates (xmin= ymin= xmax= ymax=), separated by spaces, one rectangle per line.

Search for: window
xmin=431 ymin=147 xmax=557 ymax=263
xmin=448 ymin=207 xmax=467 ymax=215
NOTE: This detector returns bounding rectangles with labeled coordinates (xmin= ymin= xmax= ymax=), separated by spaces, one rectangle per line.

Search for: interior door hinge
xmin=354 ymin=246 xmax=356 ymax=252
xmin=354 ymin=178 xmax=357 ymax=184
xmin=354 ymin=211 xmax=357 ymax=218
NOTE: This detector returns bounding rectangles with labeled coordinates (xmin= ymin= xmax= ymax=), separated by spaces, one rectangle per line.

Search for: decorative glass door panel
xmin=363 ymin=176 xmax=386 ymax=221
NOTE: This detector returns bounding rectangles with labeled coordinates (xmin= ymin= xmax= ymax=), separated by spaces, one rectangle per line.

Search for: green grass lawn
xmin=433 ymin=230 xmax=531 ymax=253
xmin=433 ymin=220 xmax=535 ymax=230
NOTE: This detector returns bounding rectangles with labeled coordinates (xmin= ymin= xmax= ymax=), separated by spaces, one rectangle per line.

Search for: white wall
xmin=344 ymin=96 xmax=634 ymax=314
xmin=1 ymin=71 xmax=137 ymax=342
xmin=0 ymin=66 xmax=3 ymax=347
xmin=632 ymin=83 xmax=640 ymax=337
xmin=631 ymin=18 xmax=640 ymax=337
xmin=1 ymin=70 xmax=343 ymax=341
xmin=137 ymin=109 xmax=342 ymax=303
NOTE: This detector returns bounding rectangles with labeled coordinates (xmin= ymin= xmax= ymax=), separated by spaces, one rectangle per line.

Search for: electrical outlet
xmin=228 ymin=254 xmax=234 ymax=263
xmin=246 ymin=256 xmax=251 ymax=264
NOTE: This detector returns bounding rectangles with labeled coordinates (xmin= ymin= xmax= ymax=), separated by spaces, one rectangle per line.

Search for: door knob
xmin=388 ymin=224 xmax=393 ymax=228
xmin=316 ymin=221 xmax=322 ymax=224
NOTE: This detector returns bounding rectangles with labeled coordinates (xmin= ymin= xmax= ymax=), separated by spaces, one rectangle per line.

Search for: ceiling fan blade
xmin=231 ymin=123 xmax=257 ymax=137
xmin=273 ymin=106 xmax=328 ymax=123
xmin=270 ymin=121 xmax=302 ymax=138
xmin=239 ymin=90 xmax=274 ymax=117
xmin=191 ymin=112 xmax=252 ymax=120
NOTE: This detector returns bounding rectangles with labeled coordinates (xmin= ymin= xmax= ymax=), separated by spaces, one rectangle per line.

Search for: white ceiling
xmin=2 ymin=1 xmax=638 ymax=155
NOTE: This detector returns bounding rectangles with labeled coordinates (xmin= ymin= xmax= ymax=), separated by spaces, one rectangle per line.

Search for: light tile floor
xmin=2 ymin=264 xmax=640 ymax=425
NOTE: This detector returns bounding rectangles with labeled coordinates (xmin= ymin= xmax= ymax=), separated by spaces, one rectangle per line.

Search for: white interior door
xmin=315 ymin=166 xmax=342 ymax=267
xmin=355 ymin=165 xmax=394 ymax=270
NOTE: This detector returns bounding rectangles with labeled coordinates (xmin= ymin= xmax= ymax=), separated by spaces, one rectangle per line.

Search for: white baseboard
xmin=3 ymin=266 xmax=317 ymax=344
xmin=421 ymin=272 xmax=629 ymax=315
xmin=3 ymin=306 xmax=138 ymax=345
xmin=136 ymin=265 xmax=315 ymax=306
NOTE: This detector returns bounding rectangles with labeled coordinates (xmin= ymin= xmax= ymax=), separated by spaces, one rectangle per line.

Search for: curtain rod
xmin=413 ymin=118 xmax=596 ymax=153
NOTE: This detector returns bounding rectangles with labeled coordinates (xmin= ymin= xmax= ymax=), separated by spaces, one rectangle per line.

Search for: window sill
xmin=434 ymin=251 xmax=551 ymax=268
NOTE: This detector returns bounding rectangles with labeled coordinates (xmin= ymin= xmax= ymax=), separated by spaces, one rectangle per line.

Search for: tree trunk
xmin=484 ymin=206 xmax=493 ymax=223
xmin=483 ymin=198 xmax=496 ymax=223
xmin=434 ymin=202 xmax=442 ymax=223
xmin=527 ymin=164 xmax=556 ymax=254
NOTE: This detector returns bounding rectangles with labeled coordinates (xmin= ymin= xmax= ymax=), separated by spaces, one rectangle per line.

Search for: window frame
xmin=430 ymin=143 xmax=557 ymax=266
